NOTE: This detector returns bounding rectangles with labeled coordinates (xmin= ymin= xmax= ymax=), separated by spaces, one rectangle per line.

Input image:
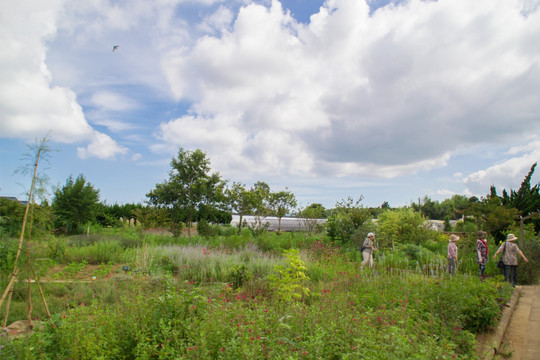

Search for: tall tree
xmin=502 ymin=163 xmax=540 ymax=232
xmin=297 ymin=203 xmax=326 ymax=235
xmin=269 ymin=188 xmax=297 ymax=233
xmin=146 ymin=148 xmax=223 ymax=237
xmin=226 ymin=182 xmax=256 ymax=234
xmin=467 ymin=192 xmax=519 ymax=244
xmin=251 ymin=181 xmax=271 ymax=232
xmin=52 ymin=174 xmax=100 ymax=234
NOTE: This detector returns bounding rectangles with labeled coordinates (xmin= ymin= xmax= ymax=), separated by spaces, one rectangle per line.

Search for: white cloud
xmin=0 ymin=0 xmax=133 ymax=159
xmin=77 ymin=130 xmax=129 ymax=159
xmin=463 ymin=140 xmax=540 ymax=196
xmin=197 ymin=5 xmax=234 ymax=34
xmin=159 ymin=0 xmax=540 ymax=181
xmin=91 ymin=91 xmax=138 ymax=111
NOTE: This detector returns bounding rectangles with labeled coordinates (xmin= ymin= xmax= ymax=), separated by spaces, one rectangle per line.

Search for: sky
xmin=1 ymin=0 xmax=540 ymax=210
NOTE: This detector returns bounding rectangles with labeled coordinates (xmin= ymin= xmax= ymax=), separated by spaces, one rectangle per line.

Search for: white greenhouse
xmin=230 ymin=215 xmax=327 ymax=232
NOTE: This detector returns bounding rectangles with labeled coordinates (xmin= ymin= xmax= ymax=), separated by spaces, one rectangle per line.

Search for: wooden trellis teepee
xmin=1 ymin=137 xmax=52 ymax=329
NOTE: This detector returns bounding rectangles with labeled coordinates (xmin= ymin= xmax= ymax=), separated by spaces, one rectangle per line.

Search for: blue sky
xmin=1 ymin=0 xmax=540 ymax=210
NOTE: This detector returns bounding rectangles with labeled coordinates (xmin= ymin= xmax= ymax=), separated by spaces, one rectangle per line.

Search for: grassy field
xmin=0 ymin=228 xmax=514 ymax=359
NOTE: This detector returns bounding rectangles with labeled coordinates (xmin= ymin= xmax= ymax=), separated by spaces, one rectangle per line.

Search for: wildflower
xmin=220 ymin=348 xmax=224 ymax=352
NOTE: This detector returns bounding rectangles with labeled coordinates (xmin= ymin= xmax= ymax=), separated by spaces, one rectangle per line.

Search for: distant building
xmin=425 ymin=219 xmax=458 ymax=232
xmin=231 ymin=215 xmax=327 ymax=232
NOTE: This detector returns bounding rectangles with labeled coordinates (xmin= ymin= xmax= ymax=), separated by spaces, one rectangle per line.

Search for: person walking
xmin=476 ymin=230 xmax=489 ymax=279
xmin=493 ymin=233 xmax=529 ymax=287
xmin=447 ymin=234 xmax=459 ymax=275
xmin=361 ymin=232 xmax=377 ymax=269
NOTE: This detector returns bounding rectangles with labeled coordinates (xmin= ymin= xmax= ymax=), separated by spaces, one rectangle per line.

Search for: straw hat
xmin=506 ymin=234 xmax=518 ymax=242
xmin=449 ymin=234 xmax=460 ymax=242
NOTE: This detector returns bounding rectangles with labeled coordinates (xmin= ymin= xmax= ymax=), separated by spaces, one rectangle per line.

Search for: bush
xmin=518 ymin=238 xmax=540 ymax=284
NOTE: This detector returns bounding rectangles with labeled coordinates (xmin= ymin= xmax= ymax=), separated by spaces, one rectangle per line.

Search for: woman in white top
xmin=361 ymin=232 xmax=377 ymax=269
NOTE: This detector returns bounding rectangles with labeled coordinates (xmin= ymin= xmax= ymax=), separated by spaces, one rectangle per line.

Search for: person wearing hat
xmin=493 ymin=234 xmax=529 ymax=287
xmin=476 ymin=231 xmax=489 ymax=279
xmin=447 ymin=234 xmax=460 ymax=275
xmin=361 ymin=232 xmax=377 ymax=269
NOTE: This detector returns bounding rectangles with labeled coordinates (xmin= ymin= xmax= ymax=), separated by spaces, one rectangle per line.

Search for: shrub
xmin=268 ymin=249 xmax=310 ymax=304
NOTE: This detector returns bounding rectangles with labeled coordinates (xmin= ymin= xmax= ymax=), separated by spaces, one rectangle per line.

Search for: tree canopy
xmin=146 ymin=148 xmax=224 ymax=237
xmin=52 ymin=174 xmax=100 ymax=234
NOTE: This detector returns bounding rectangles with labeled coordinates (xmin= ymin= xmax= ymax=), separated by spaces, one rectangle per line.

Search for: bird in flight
xmin=112 ymin=45 xmax=119 ymax=52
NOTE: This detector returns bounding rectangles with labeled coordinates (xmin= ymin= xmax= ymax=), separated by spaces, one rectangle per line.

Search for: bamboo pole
xmin=0 ymin=143 xmax=43 ymax=326
xmin=31 ymin=265 xmax=51 ymax=319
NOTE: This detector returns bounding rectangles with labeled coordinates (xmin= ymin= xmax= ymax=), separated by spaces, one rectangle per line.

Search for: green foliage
xmin=147 ymin=148 xmax=225 ymax=237
xmin=0 ymin=197 xmax=25 ymax=237
xmin=94 ymin=262 xmax=114 ymax=278
xmin=467 ymin=193 xmax=519 ymax=243
xmin=297 ymin=203 xmax=327 ymax=235
xmin=517 ymin=236 xmax=540 ymax=285
xmin=502 ymin=163 xmax=540 ymax=233
xmin=52 ymin=174 xmax=100 ymax=234
xmin=412 ymin=195 xmax=470 ymax=220
xmin=268 ymin=189 xmax=297 ymax=232
xmin=268 ymin=249 xmax=310 ymax=304
xmin=0 ymin=237 xmax=18 ymax=277
xmin=63 ymin=240 xmax=125 ymax=264
xmin=326 ymin=197 xmax=373 ymax=244
xmin=1 ymin=268 xmax=511 ymax=360
xmin=55 ymin=260 xmax=88 ymax=278
xmin=197 ymin=219 xmax=216 ymax=238
xmin=377 ymin=207 xmax=427 ymax=248
xmin=47 ymin=236 xmax=66 ymax=261
xmin=226 ymin=264 xmax=252 ymax=289
xmin=132 ymin=205 xmax=171 ymax=229
xmin=454 ymin=220 xmax=478 ymax=233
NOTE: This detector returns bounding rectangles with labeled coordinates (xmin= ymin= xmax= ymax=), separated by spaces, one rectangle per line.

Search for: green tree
xmin=226 ymin=182 xmax=256 ymax=234
xmin=0 ymin=197 xmax=26 ymax=237
xmin=467 ymin=192 xmax=519 ymax=244
xmin=297 ymin=203 xmax=326 ymax=234
xmin=132 ymin=205 xmax=171 ymax=229
xmin=326 ymin=196 xmax=373 ymax=245
xmin=52 ymin=175 xmax=100 ymax=234
xmin=249 ymin=181 xmax=271 ymax=233
xmin=502 ymin=163 xmax=540 ymax=232
xmin=269 ymin=188 xmax=297 ymax=233
xmin=377 ymin=207 xmax=427 ymax=249
xmin=146 ymin=148 xmax=224 ymax=237
xmin=441 ymin=194 xmax=470 ymax=220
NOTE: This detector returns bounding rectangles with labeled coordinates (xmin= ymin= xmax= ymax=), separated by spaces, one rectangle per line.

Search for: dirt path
xmin=495 ymin=283 xmax=540 ymax=360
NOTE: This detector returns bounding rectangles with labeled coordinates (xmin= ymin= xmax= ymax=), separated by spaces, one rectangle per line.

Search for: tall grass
xmin=1 ymin=265 xmax=512 ymax=359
